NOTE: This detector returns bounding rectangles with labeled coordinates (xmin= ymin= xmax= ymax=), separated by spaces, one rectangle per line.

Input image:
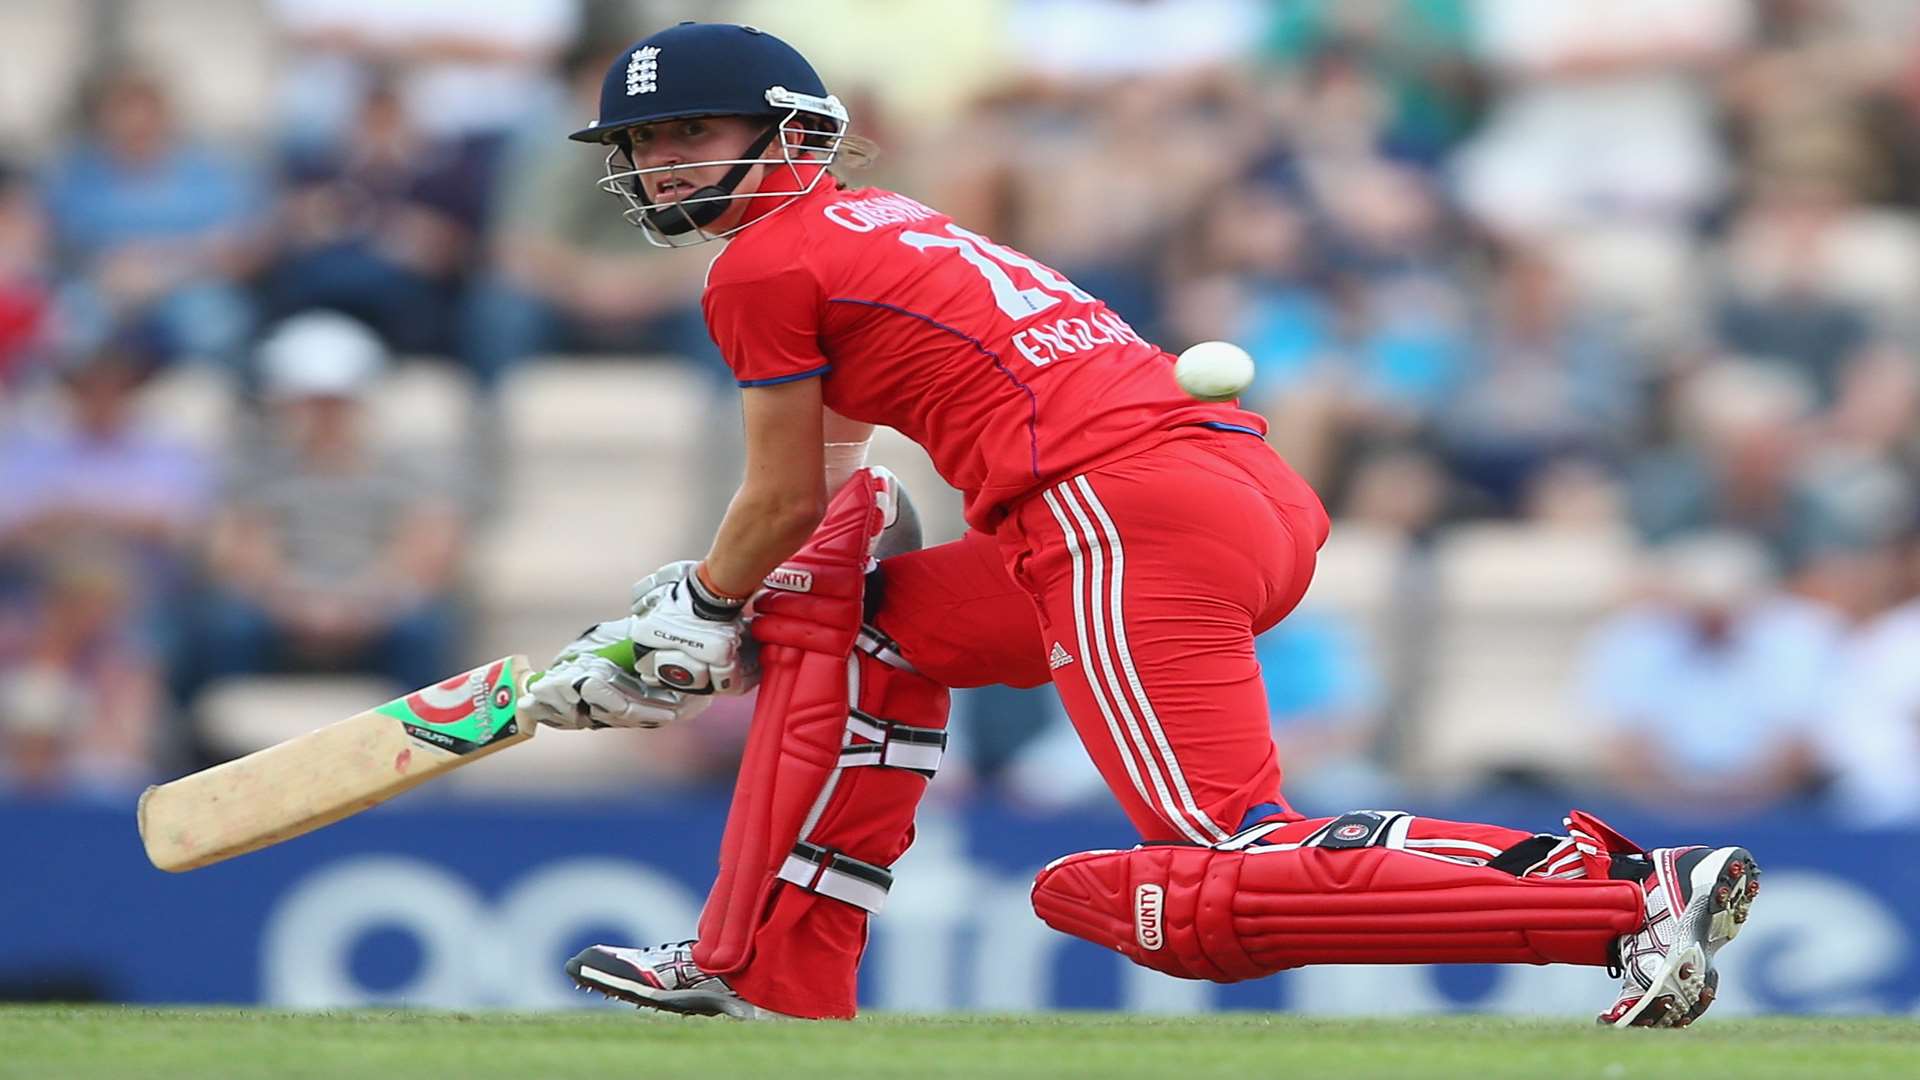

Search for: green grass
xmin=2 ymin=1007 xmax=1917 ymax=1080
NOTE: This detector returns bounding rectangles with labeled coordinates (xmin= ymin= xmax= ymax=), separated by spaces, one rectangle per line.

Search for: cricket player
xmin=520 ymin=22 xmax=1759 ymax=1028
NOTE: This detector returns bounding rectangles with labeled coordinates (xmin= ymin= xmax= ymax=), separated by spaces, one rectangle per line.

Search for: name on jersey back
xmin=824 ymin=193 xmax=940 ymax=232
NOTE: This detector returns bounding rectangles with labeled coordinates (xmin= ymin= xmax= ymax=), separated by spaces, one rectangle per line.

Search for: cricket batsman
xmin=519 ymin=22 xmax=1760 ymax=1029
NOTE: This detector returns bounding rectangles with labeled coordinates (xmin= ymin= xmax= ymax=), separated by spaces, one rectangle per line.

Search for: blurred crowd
xmin=4 ymin=0 xmax=1920 ymax=828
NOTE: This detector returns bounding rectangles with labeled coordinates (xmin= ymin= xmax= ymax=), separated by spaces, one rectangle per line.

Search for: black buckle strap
xmin=778 ymin=841 xmax=894 ymax=913
xmin=843 ymin=708 xmax=946 ymax=777
xmin=1307 ymin=810 xmax=1410 ymax=850
xmin=855 ymin=624 xmax=916 ymax=672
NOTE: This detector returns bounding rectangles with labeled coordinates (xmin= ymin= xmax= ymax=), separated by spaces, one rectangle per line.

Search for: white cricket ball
xmin=1174 ymin=340 xmax=1255 ymax=402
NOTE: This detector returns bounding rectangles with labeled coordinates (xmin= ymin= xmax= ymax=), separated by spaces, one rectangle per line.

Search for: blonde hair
xmin=787 ymin=112 xmax=878 ymax=173
xmin=835 ymin=133 xmax=880 ymax=170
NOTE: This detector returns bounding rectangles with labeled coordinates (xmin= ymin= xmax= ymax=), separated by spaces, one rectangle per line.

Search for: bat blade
xmin=137 ymin=655 xmax=536 ymax=872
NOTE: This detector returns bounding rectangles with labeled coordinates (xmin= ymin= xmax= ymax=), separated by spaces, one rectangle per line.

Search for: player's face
xmin=624 ymin=114 xmax=767 ymax=229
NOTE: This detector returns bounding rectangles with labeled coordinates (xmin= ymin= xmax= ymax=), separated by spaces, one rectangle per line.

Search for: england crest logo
xmin=626 ymin=46 xmax=660 ymax=95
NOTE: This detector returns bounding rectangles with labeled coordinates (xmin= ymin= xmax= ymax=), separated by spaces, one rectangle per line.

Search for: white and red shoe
xmin=1599 ymin=846 xmax=1761 ymax=1028
xmin=566 ymin=941 xmax=792 ymax=1020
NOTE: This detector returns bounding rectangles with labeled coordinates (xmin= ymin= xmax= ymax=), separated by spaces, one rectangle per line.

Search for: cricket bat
xmin=137 ymin=655 xmax=536 ymax=872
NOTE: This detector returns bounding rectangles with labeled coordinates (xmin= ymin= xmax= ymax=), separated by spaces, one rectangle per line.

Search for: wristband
xmin=688 ymin=562 xmax=749 ymax=621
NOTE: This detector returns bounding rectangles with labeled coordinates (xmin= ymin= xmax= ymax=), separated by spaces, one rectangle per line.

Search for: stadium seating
xmin=1409 ymin=523 xmax=1638 ymax=790
xmin=193 ymin=673 xmax=403 ymax=761
xmin=0 ymin=2 xmax=90 ymax=151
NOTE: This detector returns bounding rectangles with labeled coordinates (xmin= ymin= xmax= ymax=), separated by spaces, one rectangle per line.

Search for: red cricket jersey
xmin=703 ymin=179 xmax=1267 ymax=531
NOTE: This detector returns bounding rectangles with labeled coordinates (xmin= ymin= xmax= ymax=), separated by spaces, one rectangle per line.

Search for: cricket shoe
xmin=566 ymin=941 xmax=792 ymax=1020
xmin=1599 ymin=846 xmax=1761 ymax=1028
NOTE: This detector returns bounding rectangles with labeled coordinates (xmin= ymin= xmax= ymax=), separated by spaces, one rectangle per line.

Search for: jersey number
xmin=900 ymin=224 xmax=1094 ymax=320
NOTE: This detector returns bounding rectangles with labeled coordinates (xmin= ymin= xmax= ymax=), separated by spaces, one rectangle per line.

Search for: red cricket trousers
xmin=876 ymin=427 xmax=1332 ymax=841
xmin=728 ymin=430 xmax=1563 ymax=1015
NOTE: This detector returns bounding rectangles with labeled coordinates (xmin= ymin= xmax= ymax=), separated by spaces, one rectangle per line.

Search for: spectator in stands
xmin=1172 ymin=184 xmax=1334 ymax=483
xmin=268 ymin=0 xmax=579 ymax=157
xmin=995 ymin=97 xmax=1173 ymax=324
xmin=1315 ymin=162 xmax=1474 ymax=421
xmin=261 ymin=79 xmax=481 ymax=361
xmin=0 ymin=325 xmax=213 ymax=645
xmin=1438 ymin=242 xmax=1641 ymax=514
xmin=1814 ymin=344 xmax=1920 ymax=543
xmin=1341 ymin=444 xmax=1453 ymax=535
xmin=181 ymin=313 xmax=463 ymax=698
xmin=1260 ymin=0 xmax=1482 ymax=167
xmin=1170 ymin=183 xmax=1325 ymax=365
xmin=0 ymin=668 xmax=68 ymax=796
xmin=1720 ymin=0 xmax=1920 ymax=219
xmin=980 ymin=53 xmax=1264 ymax=337
xmin=733 ymin=0 xmax=1012 ymax=131
xmin=1821 ymin=531 xmax=1920 ymax=825
xmin=0 ymin=544 xmax=165 ymax=796
xmin=38 ymin=69 xmax=265 ymax=367
xmin=1006 ymin=0 xmax=1267 ymax=85
xmin=1575 ymin=531 xmax=1837 ymax=816
xmin=1454 ymin=0 xmax=1749 ymax=236
xmin=1628 ymin=360 xmax=1867 ymax=570
xmin=1714 ymin=136 xmax=1879 ymax=404
xmin=0 ymin=161 xmax=49 ymax=385
xmin=1210 ymin=169 xmax=1472 ymax=494
xmin=463 ymin=45 xmax=716 ymax=385
xmin=1824 ymin=342 xmax=1920 ymax=473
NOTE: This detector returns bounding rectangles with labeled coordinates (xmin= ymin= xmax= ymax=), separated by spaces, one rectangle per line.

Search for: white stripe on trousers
xmin=1042 ymin=479 xmax=1224 ymax=844
xmin=1040 ymin=488 xmax=1167 ymax=839
xmin=1070 ymin=476 xmax=1228 ymax=842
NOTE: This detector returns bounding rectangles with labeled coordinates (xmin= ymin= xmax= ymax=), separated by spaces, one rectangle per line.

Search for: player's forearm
xmin=701 ymin=486 xmax=826 ymax=598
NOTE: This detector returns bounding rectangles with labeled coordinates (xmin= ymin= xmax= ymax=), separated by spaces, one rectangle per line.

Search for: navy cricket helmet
xmin=570 ymin=22 xmax=850 ymax=244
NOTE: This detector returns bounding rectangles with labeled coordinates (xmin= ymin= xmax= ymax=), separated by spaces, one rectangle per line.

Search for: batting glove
xmin=521 ymin=653 xmax=711 ymax=730
xmin=619 ymin=561 xmax=752 ymax=695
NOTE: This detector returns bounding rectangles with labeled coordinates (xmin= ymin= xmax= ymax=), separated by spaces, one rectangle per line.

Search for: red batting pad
xmin=713 ymin=648 xmax=948 ymax=1018
xmin=693 ymin=469 xmax=950 ymax=1019
xmin=1031 ymin=841 xmax=1645 ymax=983
xmin=694 ymin=472 xmax=885 ymax=982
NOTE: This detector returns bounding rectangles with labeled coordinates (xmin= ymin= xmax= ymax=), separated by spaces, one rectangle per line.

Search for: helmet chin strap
xmin=641 ymin=124 xmax=782 ymax=236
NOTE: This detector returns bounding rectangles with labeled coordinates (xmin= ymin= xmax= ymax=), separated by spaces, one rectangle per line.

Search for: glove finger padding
xmin=517 ymin=673 xmax=575 ymax=730
xmin=573 ymin=659 xmax=688 ymax=729
xmin=521 ymin=655 xmax=709 ymax=730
